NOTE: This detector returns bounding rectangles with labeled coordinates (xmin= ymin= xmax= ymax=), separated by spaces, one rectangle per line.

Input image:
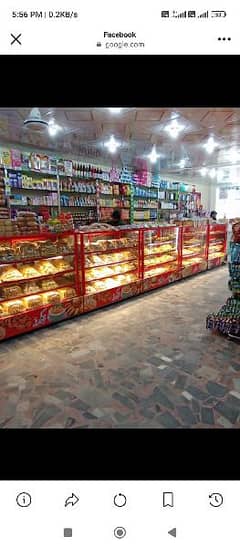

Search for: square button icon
xmin=64 ymin=528 xmax=72 ymax=537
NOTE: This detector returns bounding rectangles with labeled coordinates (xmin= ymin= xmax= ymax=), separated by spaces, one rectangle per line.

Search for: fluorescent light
xmin=108 ymin=108 xmax=122 ymax=114
xmin=164 ymin=119 xmax=184 ymax=139
xmin=209 ymin=168 xmax=216 ymax=179
xmin=148 ymin=145 xmax=160 ymax=164
xmin=104 ymin=135 xmax=121 ymax=153
xmin=204 ymin=136 xmax=217 ymax=154
xmin=200 ymin=167 xmax=207 ymax=176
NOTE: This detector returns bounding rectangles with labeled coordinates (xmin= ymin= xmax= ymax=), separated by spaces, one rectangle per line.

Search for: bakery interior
xmin=0 ymin=107 xmax=239 ymax=429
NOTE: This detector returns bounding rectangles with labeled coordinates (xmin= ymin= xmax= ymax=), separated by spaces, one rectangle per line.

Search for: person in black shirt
xmin=108 ymin=208 xmax=125 ymax=226
xmin=210 ymin=210 xmax=217 ymax=221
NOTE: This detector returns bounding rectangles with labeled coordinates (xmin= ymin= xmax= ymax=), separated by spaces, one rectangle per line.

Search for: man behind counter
xmin=108 ymin=208 xmax=125 ymax=226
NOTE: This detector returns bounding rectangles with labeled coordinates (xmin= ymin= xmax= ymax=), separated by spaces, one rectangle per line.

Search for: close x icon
xmin=11 ymin=33 xmax=22 ymax=45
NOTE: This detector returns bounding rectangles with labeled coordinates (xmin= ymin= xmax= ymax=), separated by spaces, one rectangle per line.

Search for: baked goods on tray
xmin=0 ymin=267 xmax=23 ymax=282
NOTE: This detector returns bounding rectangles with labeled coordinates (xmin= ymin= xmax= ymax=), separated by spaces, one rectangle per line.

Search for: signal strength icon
xmin=198 ymin=11 xmax=208 ymax=18
xmin=178 ymin=10 xmax=187 ymax=17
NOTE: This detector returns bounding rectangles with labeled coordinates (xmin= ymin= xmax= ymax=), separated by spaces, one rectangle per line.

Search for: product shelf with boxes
xmin=207 ymin=223 xmax=227 ymax=269
xmin=141 ymin=225 xmax=181 ymax=292
xmin=0 ymin=231 xmax=83 ymax=341
xmin=77 ymin=228 xmax=142 ymax=312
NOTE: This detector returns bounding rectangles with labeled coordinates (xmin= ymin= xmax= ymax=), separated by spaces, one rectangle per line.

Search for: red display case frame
xmin=141 ymin=225 xmax=182 ymax=293
xmin=180 ymin=220 xmax=208 ymax=279
xmin=77 ymin=228 xmax=142 ymax=312
xmin=207 ymin=223 xmax=227 ymax=269
xmin=0 ymin=222 xmax=228 ymax=341
xmin=0 ymin=231 xmax=83 ymax=341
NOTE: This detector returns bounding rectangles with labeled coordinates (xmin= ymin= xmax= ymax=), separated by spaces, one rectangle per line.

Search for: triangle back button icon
xmin=168 ymin=528 xmax=177 ymax=538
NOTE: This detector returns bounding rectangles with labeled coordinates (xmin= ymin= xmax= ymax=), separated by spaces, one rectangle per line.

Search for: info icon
xmin=16 ymin=492 xmax=32 ymax=508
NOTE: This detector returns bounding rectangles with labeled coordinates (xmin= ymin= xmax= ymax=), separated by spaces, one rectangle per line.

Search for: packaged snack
xmin=41 ymin=279 xmax=58 ymax=290
xmin=2 ymin=285 xmax=22 ymax=298
xmin=43 ymin=291 xmax=61 ymax=304
xmin=0 ymin=267 xmax=23 ymax=282
xmin=23 ymin=282 xmax=40 ymax=294
xmin=25 ymin=295 xmax=42 ymax=309
xmin=0 ymin=304 xmax=6 ymax=316
xmin=60 ymin=287 xmax=76 ymax=299
xmin=36 ymin=261 xmax=58 ymax=275
xmin=5 ymin=299 xmax=25 ymax=315
xmin=18 ymin=264 xmax=40 ymax=278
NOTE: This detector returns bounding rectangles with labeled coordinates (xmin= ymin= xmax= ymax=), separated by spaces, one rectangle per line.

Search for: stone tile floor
xmin=0 ymin=266 xmax=240 ymax=428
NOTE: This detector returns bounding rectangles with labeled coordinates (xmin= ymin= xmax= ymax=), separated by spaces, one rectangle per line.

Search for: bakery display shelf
xmin=144 ymin=257 xmax=178 ymax=270
xmin=86 ymin=265 xmax=138 ymax=282
xmin=0 ymin=268 xmax=75 ymax=287
xmin=143 ymin=249 xmax=176 ymax=259
xmin=85 ymin=257 xmax=138 ymax=269
xmin=144 ymin=265 xmax=179 ymax=279
xmin=84 ymin=244 xmax=138 ymax=255
xmin=0 ymin=294 xmax=75 ymax=321
xmin=183 ymin=243 xmax=205 ymax=248
xmin=85 ymin=275 xmax=139 ymax=295
xmin=144 ymin=239 xmax=176 ymax=247
xmin=0 ymin=284 xmax=74 ymax=305
xmin=182 ymin=251 xmax=206 ymax=259
xmin=0 ymin=252 xmax=74 ymax=266
xmin=12 ymin=203 xmax=58 ymax=207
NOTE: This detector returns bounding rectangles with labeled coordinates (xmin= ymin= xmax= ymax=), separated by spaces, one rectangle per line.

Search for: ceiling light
xmin=204 ymin=136 xmax=217 ymax=154
xmin=48 ymin=118 xmax=62 ymax=137
xmin=200 ymin=167 xmax=208 ymax=176
xmin=108 ymin=108 xmax=122 ymax=114
xmin=179 ymin=159 xmax=186 ymax=169
xmin=148 ymin=145 xmax=160 ymax=164
xmin=164 ymin=119 xmax=184 ymax=139
xmin=104 ymin=135 xmax=121 ymax=154
xmin=209 ymin=168 xmax=216 ymax=179
xmin=227 ymin=148 xmax=240 ymax=163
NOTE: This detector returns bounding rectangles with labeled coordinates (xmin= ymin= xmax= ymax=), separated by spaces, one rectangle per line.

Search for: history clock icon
xmin=209 ymin=492 xmax=223 ymax=507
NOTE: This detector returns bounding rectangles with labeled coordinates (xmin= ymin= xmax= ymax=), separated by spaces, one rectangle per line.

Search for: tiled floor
xmin=0 ymin=266 xmax=240 ymax=429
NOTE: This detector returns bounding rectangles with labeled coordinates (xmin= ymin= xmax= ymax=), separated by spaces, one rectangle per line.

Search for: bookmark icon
xmin=163 ymin=492 xmax=174 ymax=507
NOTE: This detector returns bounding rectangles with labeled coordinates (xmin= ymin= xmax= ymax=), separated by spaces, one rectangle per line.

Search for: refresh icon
xmin=114 ymin=494 xmax=127 ymax=507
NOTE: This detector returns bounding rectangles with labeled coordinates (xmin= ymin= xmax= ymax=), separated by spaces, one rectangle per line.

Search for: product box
xmin=11 ymin=149 xmax=22 ymax=169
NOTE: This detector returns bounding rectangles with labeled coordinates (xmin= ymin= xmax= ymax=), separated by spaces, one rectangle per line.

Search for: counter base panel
xmin=83 ymin=281 xmax=142 ymax=312
xmin=208 ymin=257 xmax=226 ymax=270
xmin=181 ymin=261 xmax=207 ymax=279
xmin=142 ymin=269 xmax=181 ymax=293
xmin=0 ymin=296 xmax=83 ymax=341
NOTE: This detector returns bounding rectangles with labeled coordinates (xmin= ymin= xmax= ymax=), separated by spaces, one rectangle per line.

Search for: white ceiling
xmin=0 ymin=107 xmax=240 ymax=182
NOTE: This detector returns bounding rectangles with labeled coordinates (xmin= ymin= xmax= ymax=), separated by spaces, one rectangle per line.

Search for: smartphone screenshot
xmin=0 ymin=0 xmax=239 ymax=436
